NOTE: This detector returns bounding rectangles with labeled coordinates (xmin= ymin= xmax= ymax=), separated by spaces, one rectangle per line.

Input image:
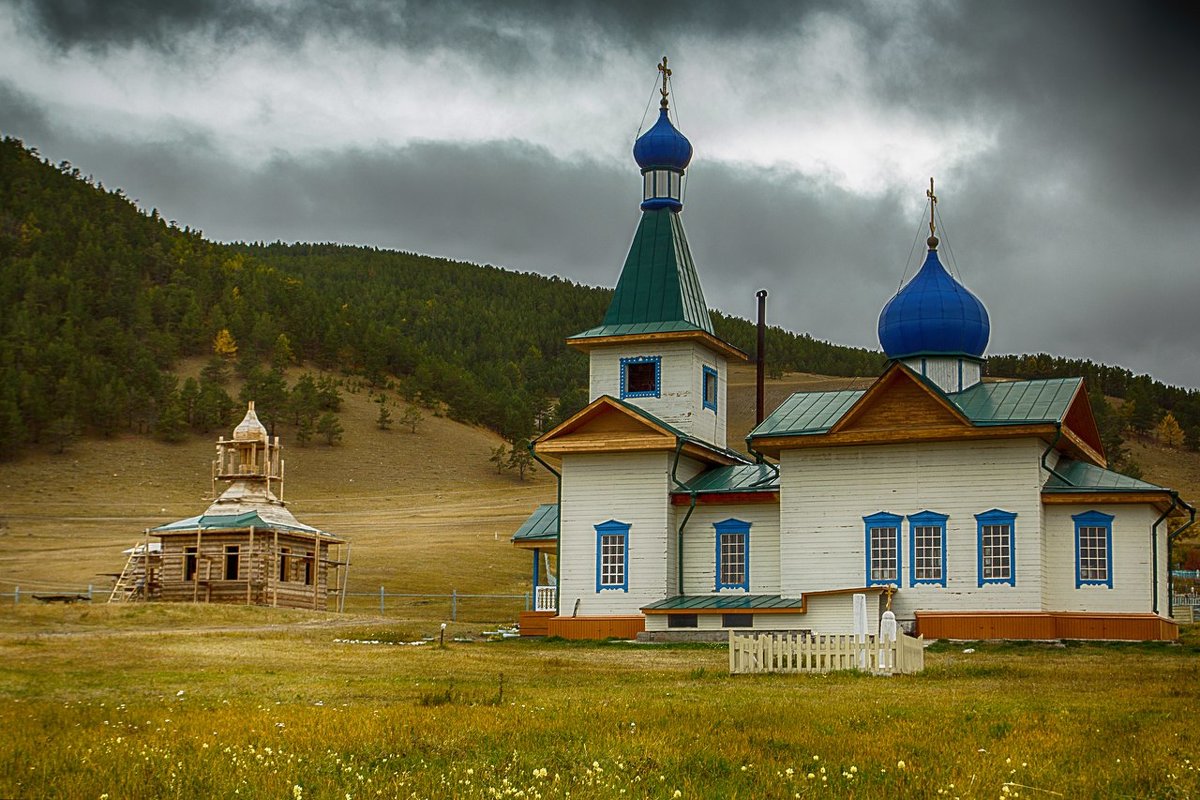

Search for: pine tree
xmin=400 ymin=404 xmax=424 ymax=433
xmin=317 ymin=411 xmax=343 ymax=445
xmin=154 ymin=395 xmax=188 ymax=443
xmin=489 ymin=444 xmax=508 ymax=474
xmin=507 ymin=439 xmax=535 ymax=481
xmin=375 ymin=396 xmax=392 ymax=430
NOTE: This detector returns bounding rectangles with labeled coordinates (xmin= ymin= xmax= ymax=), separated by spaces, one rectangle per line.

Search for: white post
xmin=853 ymin=593 xmax=867 ymax=669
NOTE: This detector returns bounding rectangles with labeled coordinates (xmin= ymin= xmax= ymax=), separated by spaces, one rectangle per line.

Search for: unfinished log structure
xmin=113 ymin=402 xmax=347 ymax=609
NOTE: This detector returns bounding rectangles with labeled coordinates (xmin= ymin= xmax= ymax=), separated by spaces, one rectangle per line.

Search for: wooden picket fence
xmin=728 ymin=630 xmax=925 ymax=676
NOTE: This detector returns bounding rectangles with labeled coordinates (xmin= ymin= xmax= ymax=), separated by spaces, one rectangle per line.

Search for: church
xmin=512 ymin=60 xmax=1192 ymax=642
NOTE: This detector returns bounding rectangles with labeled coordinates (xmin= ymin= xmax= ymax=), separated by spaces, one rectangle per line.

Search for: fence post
xmin=524 ymin=592 xmax=530 ymax=611
xmin=379 ymin=585 xmax=385 ymax=614
xmin=451 ymin=589 xmax=457 ymax=622
xmin=14 ymin=586 xmax=18 ymax=605
xmin=87 ymin=584 xmax=93 ymax=601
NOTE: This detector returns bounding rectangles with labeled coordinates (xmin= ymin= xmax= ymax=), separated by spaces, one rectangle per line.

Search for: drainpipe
xmin=1151 ymin=494 xmax=1179 ymax=615
xmin=669 ymin=438 xmax=695 ymax=596
xmin=1039 ymin=424 xmax=1072 ymax=484
xmin=1167 ymin=498 xmax=1197 ymax=616
xmin=527 ymin=441 xmax=562 ymax=613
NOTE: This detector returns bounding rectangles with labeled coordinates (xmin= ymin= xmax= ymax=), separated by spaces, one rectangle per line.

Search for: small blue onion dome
xmin=633 ymin=108 xmax=693 ymax=172
xmin=878 ymin=247 xmax=990 ymax=359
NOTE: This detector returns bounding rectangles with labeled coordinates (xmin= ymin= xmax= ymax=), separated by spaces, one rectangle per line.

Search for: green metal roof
xmin=642 ymin=594 xmax=807 ymax=611
xmin=750 ymin=389 xmax=864 ymax=438
xmin=511 ymin=503 xmax=558 ymax=542
xmin=152 ymin=511 xmax=336 ymax=538
xmin=571 ymin=209 xmax=714 ymax=339
xmin=949 ymin=378 xmax=1083 ymax=425
xmin=1043 ymin=459 xmax=1169 ymax=494
xmin=750 ymin=377 xmax=1085 ymax=440
xmin=675 ymin=463 xmax=779 ymax=494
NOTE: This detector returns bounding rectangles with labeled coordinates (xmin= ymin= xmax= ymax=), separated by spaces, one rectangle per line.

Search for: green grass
xmin=1 ymin=606 xmax=1198 ymax=799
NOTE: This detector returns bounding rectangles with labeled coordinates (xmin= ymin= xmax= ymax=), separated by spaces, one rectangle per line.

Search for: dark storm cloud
xmin=10 ymin=0 xmax=838 ymax=59
xmin=0 ymin=80 xmax=51 ymax=142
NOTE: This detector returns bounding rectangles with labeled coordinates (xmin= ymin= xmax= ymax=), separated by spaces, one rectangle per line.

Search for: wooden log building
xmin=113 ymin=402 xmax=346 ymax=609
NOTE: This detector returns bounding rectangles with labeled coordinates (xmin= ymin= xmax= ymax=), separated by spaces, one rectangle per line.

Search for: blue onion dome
xmin=633 ymin=108 xmax=693 ymax=172
xmin=878 ymin=244 xmax=990 ymax=360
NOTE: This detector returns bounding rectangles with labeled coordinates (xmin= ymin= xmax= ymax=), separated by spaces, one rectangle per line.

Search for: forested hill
xmin=1 ymin=135 xmax=1198 ymax=462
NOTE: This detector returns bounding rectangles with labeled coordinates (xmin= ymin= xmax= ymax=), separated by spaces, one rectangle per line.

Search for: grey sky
xmin=3 ymin=0 xmax=1198 ymax=387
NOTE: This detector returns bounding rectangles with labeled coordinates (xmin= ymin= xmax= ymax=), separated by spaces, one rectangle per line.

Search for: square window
xmin=722 ymin=613 xmax=753 ymax=628
xmin=620 ymin=356 xmax=661 ymax=399
xmin=667 ymin=614 xmax=698 ymax=628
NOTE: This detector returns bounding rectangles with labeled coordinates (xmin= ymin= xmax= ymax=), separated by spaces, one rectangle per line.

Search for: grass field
xmin=1 ymin=604 xmax=1198 ymax=799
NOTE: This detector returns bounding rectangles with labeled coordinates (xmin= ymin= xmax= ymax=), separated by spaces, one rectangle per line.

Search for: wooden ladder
xmin=107 ymin=548 xmax=139 ymax=603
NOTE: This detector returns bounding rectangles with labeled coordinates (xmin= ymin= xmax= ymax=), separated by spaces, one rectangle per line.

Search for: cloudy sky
xmin=3 ymin=0 xmax=1198 ymax=387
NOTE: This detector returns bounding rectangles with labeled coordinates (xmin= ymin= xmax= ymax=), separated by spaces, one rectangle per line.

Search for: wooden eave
xmin=566 ymin=329 xmax=749 ymax=362
xmin=512 ymin=537 xmax=555 ymax=551
xmin=1041 ymin=490 xmax=1177 ymax=514
xmin=828 ymin=362 xmax=971 ymax=434
xmin=753 ymin=422 xmax=1062 ymax=459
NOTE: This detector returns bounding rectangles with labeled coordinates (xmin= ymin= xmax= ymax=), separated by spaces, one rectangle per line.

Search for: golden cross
xmin=927 ymin=177 xmax=938 ymax=239
xmin=658 ymin=56 xmax=672 ymax=108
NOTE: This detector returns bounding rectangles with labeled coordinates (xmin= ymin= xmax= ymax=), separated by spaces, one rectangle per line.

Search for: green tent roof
xmin=511 ymin=503 xmax=559 ymax=543
xmin=152 ymin=510 xmax=338 ymax=539
xmin=751 ymin=377 xmax=1086 ymax=440
xmin=675 ymin=463 xmax=779 ymax=494
xmin=1043 ymin=459 xmax=1169 ymax=494
xmin=571 ymin=209 xmax=714 ymax=339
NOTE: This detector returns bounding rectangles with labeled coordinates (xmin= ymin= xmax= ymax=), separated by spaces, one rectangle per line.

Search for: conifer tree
xmin=317 ymin=411 xmax=343 ymax=445
xmin=213 ymin=328 xmax=238 ymax=360
xmin=1155 ymin=412 xmax=1185 ymax=448
xmin=375 ymin=396 xmax=392 ymax=430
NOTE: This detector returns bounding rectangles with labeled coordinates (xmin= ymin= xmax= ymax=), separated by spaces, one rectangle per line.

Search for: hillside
xmin=2 ymin=362 xmax=1197 ymax=609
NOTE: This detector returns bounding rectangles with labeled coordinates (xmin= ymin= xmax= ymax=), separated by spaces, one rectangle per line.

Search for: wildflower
xmin=897 ymin=760 xmax=906 ymax=770
xmin=673 ymin=791 xmax=682 ymax=798
xmin=293 ymin=786 xmax=303 ymax=800
xmin=785 ymin=768 xmax=794 ymax=777
xmin=807 ymin=773 xmax=815 ymax=780
xmin=850 ymin=766 xmax=857 ymax=773
xmin=176 ymin=690 xmax=185 ymax=697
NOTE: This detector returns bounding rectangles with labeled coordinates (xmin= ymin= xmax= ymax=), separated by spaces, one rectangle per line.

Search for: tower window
xmin=620 ymin=356 xmax=661 ymax=399
xmin=702 ymin=365 xmax=718 ymax=412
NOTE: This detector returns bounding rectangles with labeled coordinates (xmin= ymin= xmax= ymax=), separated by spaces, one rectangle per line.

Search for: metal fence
xmin=1 ymin=585 xmax=96 ymax=604
xmin=339 ymin=588 xmax=530 ymax=622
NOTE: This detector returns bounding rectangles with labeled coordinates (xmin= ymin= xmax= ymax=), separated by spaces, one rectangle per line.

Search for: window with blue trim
xmin=595 ymin=520 xmax=630 ymax=592
xmin=908 ymin=511 xmax=947 ymax=587
xmin=714 ymin=518 xmax=750 ymax=591
xmin=976 ymin=509 xmax=1017 ymax=586
xmin=1073 ymin=510 xmax=1113 ymax=588
xmin=702 ymin=365 xmax=718 ymax=412
xmin=864 ymin=512 xmax=902 ymax=586
xmin=620 ymin=356 xmax=661 ymax=399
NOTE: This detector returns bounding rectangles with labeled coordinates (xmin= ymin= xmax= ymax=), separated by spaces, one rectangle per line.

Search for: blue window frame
xmin=595 ymin=520 xmax=630 ymax=592
xmin=620 ymin=355 xmax=661 ymax=399
xmin=702 ymin=365 xmax=718 ymax=412
xmin=714 ymin=518 xmax=750 ymax=591
xmin=864 ymin=512 xmax=902 ymax=586
xmin=908 ymin=510 xmax=948 ymax=587
xmin=1073 ymin=510 xmax=1114 ymax=589
xmin=976 ymin=509 xmax=1017 ymax=587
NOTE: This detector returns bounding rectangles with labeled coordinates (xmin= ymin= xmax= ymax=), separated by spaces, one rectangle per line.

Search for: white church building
xmin=512 ymin=62 xmax=1192 ymax=642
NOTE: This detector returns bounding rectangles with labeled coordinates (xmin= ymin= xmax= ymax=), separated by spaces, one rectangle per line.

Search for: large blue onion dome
xmin=878 ymin=246 xmax=990 ymax=360
xmin=633 ymin=108 xmax=693 ymax=172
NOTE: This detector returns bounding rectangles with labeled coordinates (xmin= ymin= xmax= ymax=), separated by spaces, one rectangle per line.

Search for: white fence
xmin=729 ymin=630 xmax=925 ymax=676
xmin=534 ymin=585 xmax=556 ymax=612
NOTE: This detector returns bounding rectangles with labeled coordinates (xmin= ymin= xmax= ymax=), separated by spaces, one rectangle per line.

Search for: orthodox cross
xmin=658 ymin=56 xmax=672 ymax=108
xmin=927 ymin=177 xmax=938 ymax=240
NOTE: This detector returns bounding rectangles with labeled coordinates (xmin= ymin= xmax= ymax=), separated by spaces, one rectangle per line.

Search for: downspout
xmin=1039 ymin=424 xmax=1071 ymax=485
xmin=670 ymin=438 xmax=695 ymax=596
xmin=1167 ymin=498 xmax=1197 ymax=616
xmin=1151 ymin=494 xmax=1179 ymax=615
xmin=527 ymin=441 xmax=562 ymax=613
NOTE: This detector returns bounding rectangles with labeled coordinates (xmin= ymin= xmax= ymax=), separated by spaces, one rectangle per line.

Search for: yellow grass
xmin=0 ymin=605 xmax=1197 ymax=798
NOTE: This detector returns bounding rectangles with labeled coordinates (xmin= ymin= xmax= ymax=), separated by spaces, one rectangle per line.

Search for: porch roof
xmin=642 ymin=594 xmax=807 ymax=612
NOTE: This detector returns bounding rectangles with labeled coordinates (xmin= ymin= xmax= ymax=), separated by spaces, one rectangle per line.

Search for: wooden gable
xmin=534 ymin=396 xmax=678 ymax=458
xmin=829 ymin=363 xmax=970 ymax=437
xmin=1059 ymin=382 xmax=1107 ymax=467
